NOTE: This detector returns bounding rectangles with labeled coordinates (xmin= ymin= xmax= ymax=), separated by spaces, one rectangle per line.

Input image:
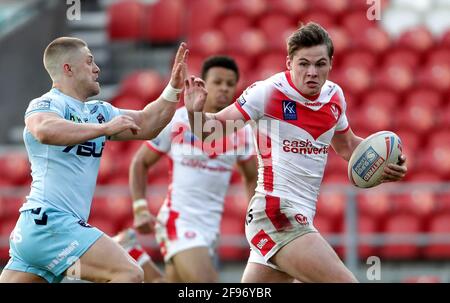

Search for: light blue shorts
xmin=4 ymin=206 xmax=103 ymax=283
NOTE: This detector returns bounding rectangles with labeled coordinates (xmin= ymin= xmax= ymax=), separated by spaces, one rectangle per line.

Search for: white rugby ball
xmin=348 ymin=131 xmax=403 ymax=188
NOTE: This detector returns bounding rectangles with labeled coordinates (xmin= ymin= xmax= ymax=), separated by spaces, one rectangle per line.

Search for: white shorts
xmin=155 ymin=210 xmax=218 ymax=263
xmin=245 ymin=193 xmax=318 ymax=267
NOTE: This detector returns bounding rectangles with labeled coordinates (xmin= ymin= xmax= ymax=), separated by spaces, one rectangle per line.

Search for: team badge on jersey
xmin=282 ymin=100 xmax=297 ymax=120
xmin=330 ymin=104 xmax=339 ymax=120
xmin=237 ymin=96 xmax=247 ymax=106
xmin=97 ymin=113 xmax=105 ymax=124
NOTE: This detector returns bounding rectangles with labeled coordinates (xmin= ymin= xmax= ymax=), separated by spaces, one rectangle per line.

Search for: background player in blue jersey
xmin=0 ymin=37 xmax=199 ymax=283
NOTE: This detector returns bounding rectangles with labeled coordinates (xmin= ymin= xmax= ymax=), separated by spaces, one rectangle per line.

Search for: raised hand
xmin=169 ymin=42 xmax=189 ymax=90
xmin=184 ymin=75 xmax=208 ymax=113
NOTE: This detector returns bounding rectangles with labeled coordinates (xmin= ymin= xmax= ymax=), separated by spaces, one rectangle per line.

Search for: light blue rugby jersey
xmin=20 ymin=88 xmax=121 ymax=221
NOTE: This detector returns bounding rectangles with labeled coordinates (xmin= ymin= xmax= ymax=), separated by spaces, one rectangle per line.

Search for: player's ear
xmin=63 ymin=63 xmax=72 ymax=75
xmin=286 ymin=56 xmax=292 ymax=70
xmin=329 ymin=56 xmax=333 ymax=70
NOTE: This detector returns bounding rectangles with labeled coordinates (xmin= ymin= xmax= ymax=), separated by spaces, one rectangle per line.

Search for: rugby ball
xmin=348 ymin=131 xmax=403 ymax=188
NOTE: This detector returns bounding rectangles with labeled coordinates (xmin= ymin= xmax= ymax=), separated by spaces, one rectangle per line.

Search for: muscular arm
xmin=236 ymin=156 xmax=258 ymax=202
xmin=330 ymin=128 xmax=364 ymax=161
xmin=111 ymin=42 xmax=188 ymax=141
xmin=129 ymin=144 xmax=163 ymax=201
xmin=25 ymin=112 xmax=138 ymax=146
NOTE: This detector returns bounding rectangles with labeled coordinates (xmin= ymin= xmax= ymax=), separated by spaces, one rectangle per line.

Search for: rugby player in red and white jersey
xmin=184 ymin=22 xmax=407 ymax=282
xmin=118 ymin=56 xmax=257 ymax=282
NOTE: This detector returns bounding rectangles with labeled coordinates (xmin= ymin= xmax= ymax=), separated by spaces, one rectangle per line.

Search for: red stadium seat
xmin=361 ymin=89 xmax=400 ymax=110
xmin=227 ymin=0 xmax=268 ymax=19
xmin=416 ymin=61 xmax=450 ymax=93
xmin=373 ymin=64 xmax=414 ymax=94
xmin=325 ymin=150 xmax=347 ymax=175
xmin=426 ymin=47 xmax=450 ymax=67
xmin=392 ymin=189 xmax=437 ymax=220
xmin=258 ymin=13 xmax=295 ymax=51
xmin=185 ymin=0 xmax=225 ymax=36
xmin=353 ymin=27 xmax=392 ymax=55
xmin=313 ymin=213 xmax=338 ymax=235
xmin=316 ymin=190 xmax=346 ymax=221
xmin=226 ymin=28 xmax=267 ymax=57
xmin=219 ymin=14 xmax=252 ymax=39
xmin=341 ymin=11 xmax=376 ymax=37
xmin=327 ymin=26 xmax=351 ymax=55
xmin=439 ymin=103 xmax=450 ymax=129
xmin=420 ymin=144 xmax=450 ymax=179
xmin=118 ymin=70 xmax=164 ymax=101
xmin=309 ymin=0 xmax=349 ymax=15
xmin=266 ymin=0 xmax=308 ymax=17
xmin=352 ymin=102 xmax=394 ymax=133
xmin=145 ymin=0 xmax=183 ymax=43
xmin=440 ymin=29 xmax=450 ymax=48
xmin=0 ymin=153 xmax=30 ymax=185
xmin=107 ymin=0 xmax=145 ymax=40
xmin=341 ymin=49 xmax=377 ymax=70
xmin=382 ymin=48 xmax=420 ymax=70
xmin=331 ymin=65 xmax=371 ymax=95
xmin=405 ymin=88 xmax=442 ymax=108
xmin=0 ymin=217 xmax=17 ymax=260
xmin=396 ymin=26 xmax=435 ymax=54
xmin=423 ymin=213 xmax=450 ymax=259
xmin=380 ymin=214 xmax=422 ymax=259
xmin=187 ymin=30 xmax=226 ymax=56
xmin=396 ymin=102 xmax=437 ymax=134
xmin=301 ymin=11 xmax=336 ymax=29
xmin=357 ymin=189 xmax=392 ymax=221
xmin=339 ymin=215 xmax=379 ymax=259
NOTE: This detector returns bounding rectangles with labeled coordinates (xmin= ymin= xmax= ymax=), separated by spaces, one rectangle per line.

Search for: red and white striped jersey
xmin=234 ymin=71 xmax=350 ymax=215
xmin=147 ymin=107 xmax=254 ymax=233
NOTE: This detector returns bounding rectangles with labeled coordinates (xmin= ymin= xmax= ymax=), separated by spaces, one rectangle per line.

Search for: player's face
xmin=204 ymin=67 xmax=238 ymax=112
xmin=286 ymin=44 xmax=332 ymax=96
xmin=71 ymin=46 xmax=101 ymax=97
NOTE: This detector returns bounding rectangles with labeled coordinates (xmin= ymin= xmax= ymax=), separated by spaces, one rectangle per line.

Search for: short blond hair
xmin=43 ymin=37 xmax=87 ymax=80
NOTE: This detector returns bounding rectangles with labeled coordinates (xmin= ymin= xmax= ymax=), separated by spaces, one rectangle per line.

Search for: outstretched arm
xmin=184 ymin=76 xmax=247 ymax=141
xmin=25 ymin=112 xmax=140 ymax=146
xmin=111 ymin=42 xmax=189 ymax=141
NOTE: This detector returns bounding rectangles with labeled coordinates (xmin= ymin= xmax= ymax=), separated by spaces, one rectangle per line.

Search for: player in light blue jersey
xmin=0 ymin=37 xmax=204 ymax=283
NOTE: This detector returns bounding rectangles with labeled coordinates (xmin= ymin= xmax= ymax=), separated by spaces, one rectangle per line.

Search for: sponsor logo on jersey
xmin=282 ymin=139 xmax=329 ymax=155
xmin=304 ymin=101 xmax=322 ymax=106
xmin=295 ymin=213 xmax=309 ymax=225
xmin=29 ymin=99 xmax=51 ymax=111
xmin=352 ymin=146 xmax=385 ymax=181
xmin=251 ymin=230 xmax=275 ymax=256
xmin=282 ymin=100 xmax=297 ymax=120
xmin=237 ymin=96 xmax=247 ymax=106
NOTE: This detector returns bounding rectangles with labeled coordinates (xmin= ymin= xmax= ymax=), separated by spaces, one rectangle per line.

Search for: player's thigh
xmin=271 ymin=232 xmax=357 ymax=283
xmin=241 ymin=262 xmax=293 ymax=283
xmin=0 ymin=269 xmax=47 ymax=283
xmin=171 ymin=247 xmax=218 ymax=282
xmin=65 ymin=234 xmax=142 ymax=282
xmin=165 ymin=262 xmax=182 ymax=282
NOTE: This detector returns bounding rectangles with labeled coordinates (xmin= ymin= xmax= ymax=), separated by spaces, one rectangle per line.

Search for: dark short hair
xmin=201 ymin=56 xmax=239 ymax=81
xmin=287 ymin=22 xmax=334 ymax=59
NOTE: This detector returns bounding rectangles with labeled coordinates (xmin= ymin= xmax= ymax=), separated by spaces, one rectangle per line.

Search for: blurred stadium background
xmin=0 ymin=0 xmax=449 ymax=283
